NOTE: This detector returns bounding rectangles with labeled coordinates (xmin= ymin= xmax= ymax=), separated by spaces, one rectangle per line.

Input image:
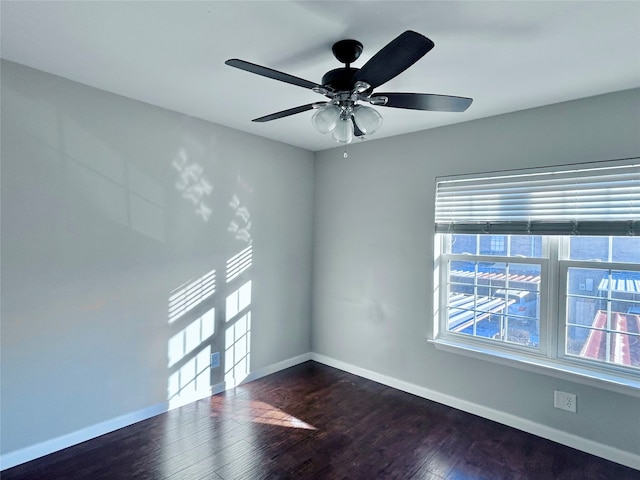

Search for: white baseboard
xmin=310 ymin=353 xmax=640 ymax=471
xmin=0 ymin=352 xmax=312 ymax=471
xmin=242 ymin=352 xmax=312 ymax=385
xmin=0 ymin=402 xmax=168 ymax=471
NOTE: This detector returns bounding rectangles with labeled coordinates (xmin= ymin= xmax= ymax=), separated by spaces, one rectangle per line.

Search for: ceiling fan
xmin=225 ymin=30 xmax=472 ymax=144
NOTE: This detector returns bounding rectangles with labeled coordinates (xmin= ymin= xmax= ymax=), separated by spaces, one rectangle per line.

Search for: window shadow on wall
xmin=224 ymin=245 xmax=253 ymax=387
xmin=167 ymin=244 xmax=253 ymax=409
xmin=167 ymin=268 xmax=217 ymax=409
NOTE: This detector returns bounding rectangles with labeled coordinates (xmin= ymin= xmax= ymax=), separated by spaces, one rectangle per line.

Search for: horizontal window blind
xmin=435 ymin=161 xmax=639 ymax=236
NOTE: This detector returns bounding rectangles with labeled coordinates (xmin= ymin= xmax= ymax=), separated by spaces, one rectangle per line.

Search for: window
xmin=443 ymin=234 xmax=545 ymax=350
xmin=433 ymin=160 xmax=640 ymax=390
xmin=489 ymin=235 xmax=505 ymax=253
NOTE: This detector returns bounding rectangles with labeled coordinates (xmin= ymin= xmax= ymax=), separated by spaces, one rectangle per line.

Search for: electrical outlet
xmin=554 ymin=391 xmax=577 ymax=413
xmin=211 ymin=352 xmax=220 ymax=369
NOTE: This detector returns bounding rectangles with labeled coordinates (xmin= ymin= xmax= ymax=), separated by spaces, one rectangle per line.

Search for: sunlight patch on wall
xmin=224 ymin=240 xmax=253 ymax=389
xmin=167 ymin=267 xmax=217 ymax=409
xmin=172 ymin=147 xmax=213 ymax=221
xmin=167 ymin=345 xmax=211 ymax=409
xmin=228 ymin=193 xmax=252 ymax=243
xmin=168 ymin=268 xmax=216 ymax=324
xmin=226 ymin=280 xmax=252 ymax=320
xmin=167 ymin=308 xmax=215 ymax=368
xmin=226 ymin=245 xmax=253 ymax=283
xmin=225 ymin=280 xmax=252 ymax=387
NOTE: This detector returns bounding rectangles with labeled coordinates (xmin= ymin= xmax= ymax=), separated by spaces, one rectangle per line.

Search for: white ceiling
xmin=1 ymin=1 xmax=639 ymax=152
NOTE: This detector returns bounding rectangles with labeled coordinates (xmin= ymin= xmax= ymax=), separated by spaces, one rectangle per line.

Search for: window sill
xmin=429 ymin=337 xmax=640 ymax=397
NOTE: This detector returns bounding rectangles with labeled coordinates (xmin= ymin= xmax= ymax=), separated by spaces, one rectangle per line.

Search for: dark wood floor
xmin=3 ymin=361 xmax=637 ymax=479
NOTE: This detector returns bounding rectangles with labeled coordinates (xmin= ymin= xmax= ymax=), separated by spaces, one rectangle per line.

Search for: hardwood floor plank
xmin=2 ymin=361 xmax=638 ymax=480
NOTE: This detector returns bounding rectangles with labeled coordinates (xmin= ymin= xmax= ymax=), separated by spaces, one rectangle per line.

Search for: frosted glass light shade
xmin=332 ymin=116 xmax=354 ymax=144
xmin=353 ymin=105 xmax=383 ymax=135
xmin=312 ymin=105 xmax=340 ymax=134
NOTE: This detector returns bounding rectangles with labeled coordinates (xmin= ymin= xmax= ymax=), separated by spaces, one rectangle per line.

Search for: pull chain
xmin=343 ymin=147 xmax=348 ymax=158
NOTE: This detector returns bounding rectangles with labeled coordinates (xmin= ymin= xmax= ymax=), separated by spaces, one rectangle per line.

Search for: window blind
xmin=435 ymin=161 xmax=639 ymax=236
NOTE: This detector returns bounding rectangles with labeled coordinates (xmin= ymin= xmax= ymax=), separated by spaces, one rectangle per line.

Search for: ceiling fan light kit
xmin=225 ymin=30 xmax=472 ymax=145
xmin=311 ymin=104 xmax=340 ymax=134
xmin=352 ymin=105 xmax=383 ymax=135
xmin=311 ymin=103 xmax=382 ymax=143
xmin=333 ymin=115 xmax=354 ymax=144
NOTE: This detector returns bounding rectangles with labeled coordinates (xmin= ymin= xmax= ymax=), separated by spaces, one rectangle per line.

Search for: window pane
xmin=448 ymin=234 xmax=543 ymax=257
xmin=566 ymin=267 xmax=640 ymax=369
xmin=510 ymin=236 xmax=543 ymax=257
xmin=568 ymin=236 xmax=640 ymax=263
xmin=612 ymin=237 xmax=640 ymax=263
xmin=447 ymin=259 xmax=541 ymax=348
xmin=569 ymin=237 xmax=609 ymax=261
xmin=449 ymin=234 xmax=478 ymax=255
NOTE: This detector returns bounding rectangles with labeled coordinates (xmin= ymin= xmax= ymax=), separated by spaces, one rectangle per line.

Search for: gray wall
xmin=1 ymin=60 xmax=314 ymax=454
xmin=313 ymin=89 xmax=640 ymax=457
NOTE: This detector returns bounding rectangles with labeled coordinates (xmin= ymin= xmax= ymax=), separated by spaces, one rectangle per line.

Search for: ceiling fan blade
xmin=354 ymin=31 xmax=434 ymax=89
xmin=226 ymin=59 xmax=321 ymax=90
xmin=252 ymin=103 xmax=323 ymax=122
xmin=375 ymin=93 xmax=473 ymax=112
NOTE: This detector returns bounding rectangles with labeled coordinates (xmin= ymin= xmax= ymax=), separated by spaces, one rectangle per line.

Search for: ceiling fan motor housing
xmin=321 ymin=68 xmax=360 ymax=93
xmin=323 ymin=39 xmax=366 ymax=93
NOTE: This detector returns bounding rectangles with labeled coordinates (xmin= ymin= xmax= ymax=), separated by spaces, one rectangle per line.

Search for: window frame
xmin=557 ymin=257 xmax=640 ymax=375
xmin=434 ymin=234 xmax=640 ymax=394
xmin=432 ymin=233 xmax=639 ymax=395
xmin=438 ymin=250 xmax=550 ymax=357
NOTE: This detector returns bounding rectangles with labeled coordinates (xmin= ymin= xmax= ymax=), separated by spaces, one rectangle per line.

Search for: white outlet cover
xmin=554 ymin=391 xmax=577 ymax=413
xmin=211 ymin=352 xmax=221 ymax=369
